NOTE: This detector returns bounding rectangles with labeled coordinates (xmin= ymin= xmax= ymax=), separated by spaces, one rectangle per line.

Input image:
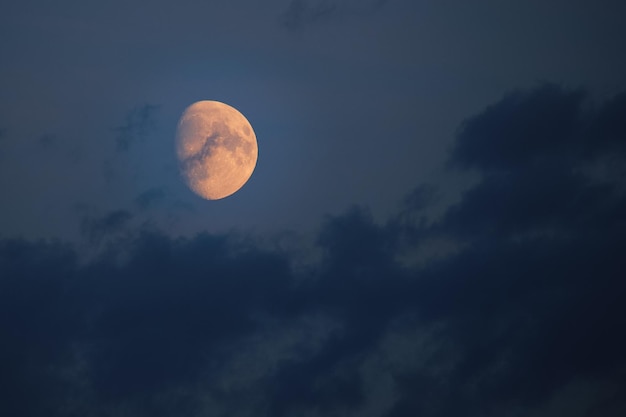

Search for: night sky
xmin=1 ymin=1 xmax=626 ymax=416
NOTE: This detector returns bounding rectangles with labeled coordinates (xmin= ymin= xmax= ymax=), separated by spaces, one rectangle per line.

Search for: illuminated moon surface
xmin=176 ymin=101 xmax=258 ymax=200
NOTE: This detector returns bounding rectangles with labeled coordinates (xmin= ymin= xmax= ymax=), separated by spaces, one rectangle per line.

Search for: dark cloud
xmin=2 ymin=85 xmax=626 ymax=416
xmin=443 ymin=85 xmax=626 ymax=240
xmin=113 ymin=104 xmax=159 ymax=152
xmin=0 ymin=230 xmax=297 ymax=416
xmin=279 ymin=0 xmax=390 ymax=29
xmin=590 ymin=91 xmax=626 ymax=155
xmin=85 ymin=232 xmax=294 ymax=407
xmin=0 ymin=239 xmax=80 ymax=417
xmin=401 ymin=184 xmax=438 ymax=213
xmin=405 ymin=84 xmax=626 ymax=415
xmin=449 ymin=84 xmax=586 ymax=173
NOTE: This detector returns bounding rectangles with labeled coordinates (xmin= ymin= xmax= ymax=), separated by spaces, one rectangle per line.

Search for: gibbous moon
xmin=176 ymin=101 xmax=258 ymax=200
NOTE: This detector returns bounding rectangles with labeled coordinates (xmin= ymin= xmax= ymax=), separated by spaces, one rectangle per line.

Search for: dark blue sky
xmin=1 ymin=1 xmax=626 ymax=416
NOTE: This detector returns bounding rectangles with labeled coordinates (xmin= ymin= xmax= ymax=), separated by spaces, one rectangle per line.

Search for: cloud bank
xmin=2 ymin=84 xmax=626 ymax=417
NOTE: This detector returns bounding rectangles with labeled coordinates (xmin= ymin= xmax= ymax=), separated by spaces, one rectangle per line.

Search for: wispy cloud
xmin=135 ymin=187 xmax=167 ymax=210
xmin=113 ymin=104 xmax=159 ymax=152
xmin=80 ymin=209 xmax=133 ymax=244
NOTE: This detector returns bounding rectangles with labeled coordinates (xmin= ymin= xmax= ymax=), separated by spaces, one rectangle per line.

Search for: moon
xmin=176 ymin=101 xmax=258 ymax=200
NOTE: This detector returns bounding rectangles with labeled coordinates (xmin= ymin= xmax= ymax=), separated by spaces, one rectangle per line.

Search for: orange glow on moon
xmin=176 ymin=101 xmax=258 ymax=200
